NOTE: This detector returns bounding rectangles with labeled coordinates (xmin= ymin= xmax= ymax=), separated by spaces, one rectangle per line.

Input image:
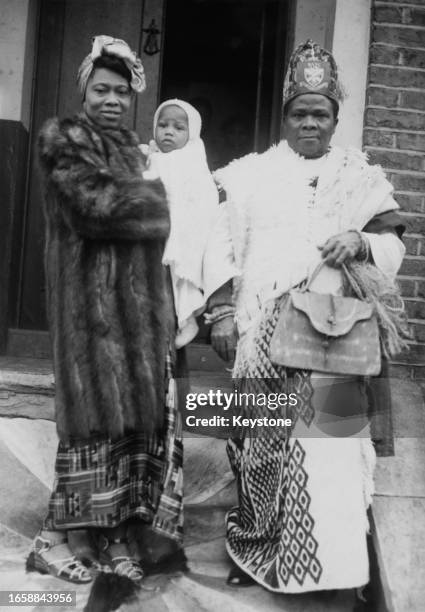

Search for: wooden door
xmin=13 ymin=0 xmax=163 ymax=332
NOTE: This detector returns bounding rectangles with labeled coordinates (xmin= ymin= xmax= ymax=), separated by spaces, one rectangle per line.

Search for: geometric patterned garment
xmin=44 ymin=354 xmax=183 ymax=543
xmin=227 ymin=298 xmax=375 ymax=592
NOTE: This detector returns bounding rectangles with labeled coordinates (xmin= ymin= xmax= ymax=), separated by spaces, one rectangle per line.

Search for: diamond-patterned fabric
xmin=227 ymin=296 xmax=328 ymax=590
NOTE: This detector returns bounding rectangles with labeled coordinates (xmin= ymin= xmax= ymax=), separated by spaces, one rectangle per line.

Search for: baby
xmin=142 ymin=99 xmax=218 ymax=348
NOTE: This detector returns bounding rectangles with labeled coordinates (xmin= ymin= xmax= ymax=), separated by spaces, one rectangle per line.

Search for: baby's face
xmin=155 ymin=105 xmax=189 ymax=152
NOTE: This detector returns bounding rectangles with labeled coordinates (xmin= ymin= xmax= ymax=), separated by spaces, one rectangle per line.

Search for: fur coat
xmin=38 ymin=114 xmax=173 ymax=442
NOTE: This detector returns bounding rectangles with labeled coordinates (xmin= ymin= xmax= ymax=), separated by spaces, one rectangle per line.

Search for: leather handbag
xmin=269 ymin=262 xmax=381 ymax=376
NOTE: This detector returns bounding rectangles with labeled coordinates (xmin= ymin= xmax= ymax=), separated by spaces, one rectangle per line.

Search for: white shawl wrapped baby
xmin=142 ymin=99 xmax=218 ymax=347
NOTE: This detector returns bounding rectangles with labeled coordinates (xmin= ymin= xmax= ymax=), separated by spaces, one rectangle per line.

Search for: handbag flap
xmin=290 ymin=290 xmax=374 ymax=337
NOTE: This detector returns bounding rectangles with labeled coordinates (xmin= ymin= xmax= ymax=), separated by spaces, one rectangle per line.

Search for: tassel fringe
xmin=343 ymin=262 xmax=410 ymax=359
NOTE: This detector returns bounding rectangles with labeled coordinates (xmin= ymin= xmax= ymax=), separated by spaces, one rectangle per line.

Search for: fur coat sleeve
xmin=38 ymin=115 xmax=169 ymax=241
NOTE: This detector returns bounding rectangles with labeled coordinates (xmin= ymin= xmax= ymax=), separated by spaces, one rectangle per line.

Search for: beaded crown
xmin=283 ymin=39 xmax=344 ymax=107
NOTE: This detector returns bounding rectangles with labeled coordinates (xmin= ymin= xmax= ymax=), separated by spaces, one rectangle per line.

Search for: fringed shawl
xmin=214 ymin=141 xmax=400 ymax=333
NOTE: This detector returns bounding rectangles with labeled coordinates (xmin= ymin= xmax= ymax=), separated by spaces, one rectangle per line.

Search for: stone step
xmin=0 ymin=355 xmax=230 ymax=422
xmin=373 ymin=379 xmax=425 ymax=612
xmin=0 ymin=429 xmax=355 ymax=611
xmin=1 ymin=357 xmax=424 ymax=610
xmin=7 ymin=333 xmax=228 ymax=372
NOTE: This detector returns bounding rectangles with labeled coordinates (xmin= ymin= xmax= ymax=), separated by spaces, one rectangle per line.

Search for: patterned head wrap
xmin=77 ymin=35 xmax=146 ymax=95
xmin=283 ymin=39 xmax=344 ymax=108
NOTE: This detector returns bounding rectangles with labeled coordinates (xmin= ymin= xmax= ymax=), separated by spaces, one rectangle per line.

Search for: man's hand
xmin=318 ymin=230 xmax=363 ymax=267
xmin=210 ymin=316 xmax=238 ymax=363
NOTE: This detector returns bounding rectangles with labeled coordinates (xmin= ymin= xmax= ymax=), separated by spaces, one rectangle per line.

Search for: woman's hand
xmin=318 ymin=230 xmax=363 ymax=267
xmin=211 ymin=316 xmax=238 ymax=362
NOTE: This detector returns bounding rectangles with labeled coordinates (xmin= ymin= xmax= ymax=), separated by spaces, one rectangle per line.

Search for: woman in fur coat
xmin=27 ymin=36 xmax=184 ymax=585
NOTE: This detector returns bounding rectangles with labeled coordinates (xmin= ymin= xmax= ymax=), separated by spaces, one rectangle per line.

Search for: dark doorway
xmin=160 ymin=0 xmax=291 ymax=344
xmin=160 ymin=0 xmax=292 ymax=169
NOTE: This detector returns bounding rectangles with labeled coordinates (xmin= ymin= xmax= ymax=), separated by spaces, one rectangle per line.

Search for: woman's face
xmin=83 ymin=68 xmax=132 ymax=128
xmin=155 ymin=105 xmax=189 ymax=153
xmin=282 ymin=94 xmax=338 ymax=159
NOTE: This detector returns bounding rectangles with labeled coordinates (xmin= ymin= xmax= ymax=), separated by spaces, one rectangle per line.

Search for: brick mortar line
xmin=393 ymin=360 xmax=425 ymax=365
xmin=375 ymin=1 xmax=425 ymax=4
xmin=404 ymin=297 xmax=425 ymax=301
xmin=375 ymin=8 xmax=425 ymax=13
xmin=387 ymin=169 xmax=425 ymax=176
xmin=365 ymin=145 xmax=425 ymax=155
xmin=367 ymin=109 xmax=425 ymax=118
xmin=366 ymin=105 xmax=425 ymax=115
xmin=398 ymin=274 xmax=425 ymax=278
xmin=371 ymin=42 xmax=425 ymax=53
xmin=391 ymin=364 xmax=425 ymax=369
xmin=377 ymin=164 xmax=425 ymax=173
xmin=375 ymin=2 xmax=425 ymax=9
xmin=369 ymin=84 xmax=425 ymax=93
xmin=396 ymin=191 xmax=425 ymax=195
xmin=367 ymin=102 xmax=425 ymax=112
xmin=371 ymin=62 xmax=425 ymax=73
xmin=380 ymin=169 xmax=425 ymax=176
xmin=404 ymin=232 xmax=425 ymax=237
xmin=403 ymin=254 xmax=425 ymax=259
xmin=391 ymin=367 xmax=425 ymax=372
xmin=373 ymin=22 xmax=425 ymax=30
xmin=363 ymin=126 xmax=425 ymax=135
xmin=399 ymin=211 xmax=425 ymax=216
xmin=370 ymin=40 xmax=425 ymax=52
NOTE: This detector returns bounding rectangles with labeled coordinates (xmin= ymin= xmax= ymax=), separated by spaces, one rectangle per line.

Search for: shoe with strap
xmin=26 ymin=532 xmax=93 ymax=584
xmin=99 ymin=535 xmax=144 ymax=584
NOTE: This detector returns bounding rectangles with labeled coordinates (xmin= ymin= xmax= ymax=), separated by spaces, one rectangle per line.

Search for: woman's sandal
xmin=26 ymin=533 xmax=92 ymax=584
xmin=226 ymin=561 xmax=256 ymax=587
xmin=88 ymin=560 xmax=113 ymax=574
xmin=99 ymin=536 xmax=144 ymax=584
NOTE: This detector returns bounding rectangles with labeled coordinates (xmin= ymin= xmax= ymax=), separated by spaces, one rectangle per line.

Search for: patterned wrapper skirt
xmin=44 ymin=354 xmax=183 ymax=543
xmin=227 ymin=300 xmax=376 ymax=593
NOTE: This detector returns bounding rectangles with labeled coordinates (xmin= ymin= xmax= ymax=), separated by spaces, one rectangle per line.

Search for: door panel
xmin=17 ymin=0 xmax=66 ymax=330
xmin=58 ymin=0 xmax=144 ymax=123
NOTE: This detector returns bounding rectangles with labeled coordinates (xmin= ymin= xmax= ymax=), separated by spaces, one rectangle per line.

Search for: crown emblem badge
xmin=303 ymin=62 xmax=325 ymax=88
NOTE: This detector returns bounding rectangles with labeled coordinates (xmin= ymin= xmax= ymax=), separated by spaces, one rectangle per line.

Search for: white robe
xmin=204 ymin=141 xmax=405 ymax=336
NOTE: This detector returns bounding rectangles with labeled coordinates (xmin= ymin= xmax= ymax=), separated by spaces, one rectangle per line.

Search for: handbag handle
xmin=302 ymin=260 xmax=365 ymax=300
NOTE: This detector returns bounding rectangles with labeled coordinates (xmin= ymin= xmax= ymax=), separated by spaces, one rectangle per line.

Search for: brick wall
xmin=363 ymin=0 xmax=425 ymax=380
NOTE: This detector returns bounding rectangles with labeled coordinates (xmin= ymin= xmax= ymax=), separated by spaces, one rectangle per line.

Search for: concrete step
xmin=372 ymin=379 xmax=425 ymax=612
xmin=1 ymin=356 xmax=424 ymax=610
xmin=0 ymin=355 xmax=231 ymax=423
xmin=0 ymin=417 xmax=355 ymax=611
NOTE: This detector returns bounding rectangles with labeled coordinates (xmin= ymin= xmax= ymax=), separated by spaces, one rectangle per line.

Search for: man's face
xmin=282 ymin=94 xmax=338 ymax=159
